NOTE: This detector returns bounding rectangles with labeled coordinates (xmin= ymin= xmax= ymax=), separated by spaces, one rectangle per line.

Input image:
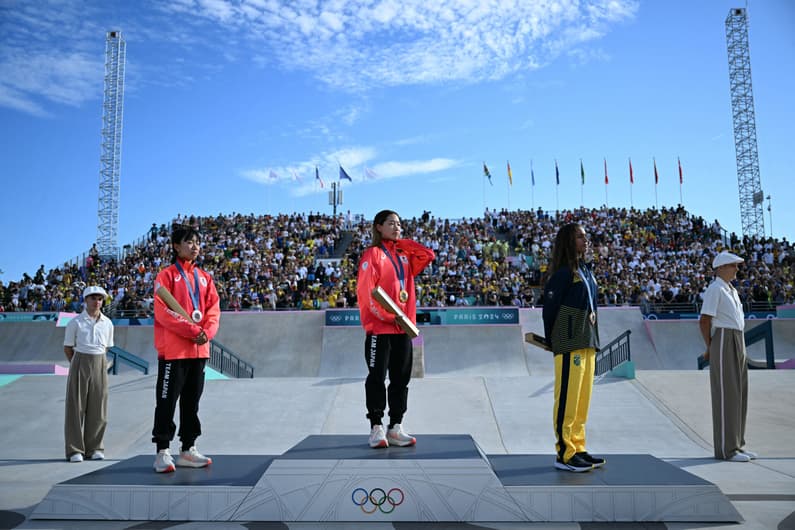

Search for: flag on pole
xmin=268 ymin=169 xmax=279 ymax=180
xmin=483 ymin=162 xmax=493 ymax=186
xmin=580 ymin=159 xmax=585 ymax=184
xmin=653 ymin=158 xmax=659 ymax=184
xmin=315 ymin=166 xmax=324 ymax=188
xmin=339 ymin=165 xmax=353 ymax=182
xmin=678 ymin=157 xmax=683 ymax=184
xmin=604 ymin=158 xmax=609 ymax=185
xmin=531 ymin=161 xmax=535 ymax=187
xmin=555 ymin=160 xmax=560 ymax=185
xmin=507 ymin=161 xmax=513 ymax=186
xmin=629 ymin=158 xmax=634 ymax=184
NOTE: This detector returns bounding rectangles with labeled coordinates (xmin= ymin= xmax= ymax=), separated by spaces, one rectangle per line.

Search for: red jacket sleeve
xmin=395 ymin=239 xmax=435 ymax=276
xmin=200 ymin=271 xmax=220 ymax=341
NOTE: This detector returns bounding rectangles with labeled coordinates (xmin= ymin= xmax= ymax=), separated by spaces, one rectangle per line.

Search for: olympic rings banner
xmin=325 ymin=307 xmax=519 ymax=326
xmin=351 ymin=486 xmax=404 ymax=514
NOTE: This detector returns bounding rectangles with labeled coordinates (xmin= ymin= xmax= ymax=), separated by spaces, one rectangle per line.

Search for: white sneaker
xmin=176 ymin=446 xmax=212 ymax=468
xmin=740 ymin=449 xmax=758 ymax=459
xmin=154 ymin=448 xmax=176 ymax=473
xmin=369 ymin=425 xmax=388 ymax=448
xmin=69 ymin=453 xmax=83 ymax=463
xmin=728 ymin=452 xmax=751 ymax=462
xmin=387 ymin=424 xmax=416 ymax=447
xmin=90 ymin=451 xmax=105 ymax=460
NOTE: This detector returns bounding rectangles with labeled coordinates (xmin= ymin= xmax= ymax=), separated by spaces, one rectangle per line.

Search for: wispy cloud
xmin=0 ymin=1 xmax=105 ymax=115
xmin=370 ymin=158 xmax=460 ymax=179
xmin=0 ymin=0 xmax=638 ymax=115
xmin=241 ymin=144 xmax=461 ymax=196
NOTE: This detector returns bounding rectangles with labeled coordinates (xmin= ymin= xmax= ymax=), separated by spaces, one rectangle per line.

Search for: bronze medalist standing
xmin=542 ymin=223 xmax=604 ymax=472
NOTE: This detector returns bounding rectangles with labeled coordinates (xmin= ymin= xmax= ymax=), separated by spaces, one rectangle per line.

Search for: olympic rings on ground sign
xmin=351 ymin=487 xmax=404 ymax=514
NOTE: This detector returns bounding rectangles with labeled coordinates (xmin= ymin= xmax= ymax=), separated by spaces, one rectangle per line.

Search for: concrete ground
xmin=1 ymin=309 xmax=794 ymax=529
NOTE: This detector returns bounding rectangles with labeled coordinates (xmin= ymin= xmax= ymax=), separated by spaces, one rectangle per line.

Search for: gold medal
xmin=399 ymin=289 xmax=409 ymax=303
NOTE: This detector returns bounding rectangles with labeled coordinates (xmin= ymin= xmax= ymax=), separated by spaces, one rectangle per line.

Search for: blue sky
xmin=1 ymin=0 xmax=793 ymax=282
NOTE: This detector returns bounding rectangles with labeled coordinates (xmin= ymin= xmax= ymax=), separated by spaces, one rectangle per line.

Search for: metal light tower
xmin=96 ymin=30 xmax=126 ymax=259
xmin=725 ymin=8 xmax=764 ymax=238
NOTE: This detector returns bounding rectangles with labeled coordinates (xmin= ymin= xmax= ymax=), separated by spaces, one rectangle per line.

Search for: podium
xmin=33 ymin=434 xmax=741 ymax=523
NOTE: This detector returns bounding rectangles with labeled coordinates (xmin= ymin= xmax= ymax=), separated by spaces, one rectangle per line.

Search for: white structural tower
xmin=96 ymin=30 xmax=126 ymax=258
xmin=725 ymin=8 xmax=765 ymax=238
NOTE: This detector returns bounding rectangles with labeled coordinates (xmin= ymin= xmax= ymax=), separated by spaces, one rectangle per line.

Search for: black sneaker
xmin=554 ymin=454 xmax=593 ymax=472
xmin=576 ymin=452 xmax=606 ymax=468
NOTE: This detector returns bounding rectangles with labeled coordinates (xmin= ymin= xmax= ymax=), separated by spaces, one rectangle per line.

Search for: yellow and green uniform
xmin=542 ymin=261 xmax=600 ymax=462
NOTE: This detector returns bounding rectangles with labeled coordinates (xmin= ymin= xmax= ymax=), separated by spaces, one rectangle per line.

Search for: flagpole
xmin=653 ymin=157 xmax=659 ymax=209
xmin=555 ymin=159 xmax=560 ymax=212
xmin=507 ymin=177 xmax=511 ymax=212
xmin=530 ymin=159 xmax=535 ymax=211
xmin=678 ymin=157 xmax=684 ymax=206
xmin=482 ymin=169 xmax=486 ymax=214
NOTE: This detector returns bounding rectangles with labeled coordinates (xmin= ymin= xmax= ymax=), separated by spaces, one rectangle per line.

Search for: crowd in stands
xmin=0 ymin=206 xmax=792 ymax=316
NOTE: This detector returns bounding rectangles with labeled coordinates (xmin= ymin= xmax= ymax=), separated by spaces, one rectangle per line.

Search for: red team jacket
xmin=357 ymin=239 xmax=435 ymax=335
xmin=154 ymin=259 xmax=220 ymax=360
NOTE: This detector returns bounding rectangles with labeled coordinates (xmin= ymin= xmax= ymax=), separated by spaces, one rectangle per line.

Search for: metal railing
xmin=644 ymin=300 xmax=786 ymax=316
xmin=595 ymin=330 xmax=632 ymax=376
xmin=209 ymin=339 xmax=254 ymax=378
xmin=106 ymin=346 xmax=149 ymax=375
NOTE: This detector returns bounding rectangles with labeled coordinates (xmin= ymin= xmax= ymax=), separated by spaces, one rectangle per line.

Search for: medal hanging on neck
xmin=175 ymin=262 xmax=202 ymax=322
xmin=578 ymin=262 xmax=596 ymax=325
xmin=381 ymin=244 xmax=409 ymax=303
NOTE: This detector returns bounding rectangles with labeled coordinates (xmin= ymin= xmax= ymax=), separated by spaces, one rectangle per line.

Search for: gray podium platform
xmin=32 ymin=434 xmax=741 ymax=523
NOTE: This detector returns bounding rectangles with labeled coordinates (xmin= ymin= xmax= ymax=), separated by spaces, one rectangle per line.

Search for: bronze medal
xmin=399 ymin=289 xmax=409 ymax=303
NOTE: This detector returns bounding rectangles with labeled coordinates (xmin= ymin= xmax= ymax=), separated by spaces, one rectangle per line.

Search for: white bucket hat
xmin=712 ymin=251 xmax=743 ymax=268
xmin=82 ymin=285 xmax=108 ymax=299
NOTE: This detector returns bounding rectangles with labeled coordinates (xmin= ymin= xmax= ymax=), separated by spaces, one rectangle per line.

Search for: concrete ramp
xmin=745 ymin=319 xmax=795 ymax=362
xmin=422 ymin=325 xmax=528 ymax=377
xmin=214 ymin=312 xmax=324 ymax=377
xmin=112 ymin=327 xmax=157 ymax=365
xmin=643 ymin=319 xmax=795 ymax=370
xmin=318 ymin=326 xmax=365 ymax=377
xmin=0 ymin=321 xmax=66 ymax=362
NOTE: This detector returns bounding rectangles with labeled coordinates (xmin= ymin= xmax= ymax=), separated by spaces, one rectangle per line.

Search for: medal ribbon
xmin=578 ymin=261 xmax=595 ymax=316
xmin=381 ymin=244 xmax=406 ymax=293
xmin=175 ymin=262 xmax=201 ymax=315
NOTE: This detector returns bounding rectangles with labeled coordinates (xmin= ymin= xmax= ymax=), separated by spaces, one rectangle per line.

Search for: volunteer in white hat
xmin=63 ymin=285 xmax=114 ymax=462
xmin=698 ymin=251 xmax=757 ymax=462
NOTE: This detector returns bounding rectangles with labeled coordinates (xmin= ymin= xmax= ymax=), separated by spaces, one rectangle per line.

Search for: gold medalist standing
xmin=356 ymin=210 xmax=435 ymax=448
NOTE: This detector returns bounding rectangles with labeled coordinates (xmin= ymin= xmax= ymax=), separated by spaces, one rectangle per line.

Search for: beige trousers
xmin=709 ymin=327 xmax=748 ymax=460
xmin=64 ymin=352 xmax=108 ymax=458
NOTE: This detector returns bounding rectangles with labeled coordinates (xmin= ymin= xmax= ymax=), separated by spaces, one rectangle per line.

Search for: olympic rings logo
xmin=351 ymin=487 xmax=404 ymax=514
